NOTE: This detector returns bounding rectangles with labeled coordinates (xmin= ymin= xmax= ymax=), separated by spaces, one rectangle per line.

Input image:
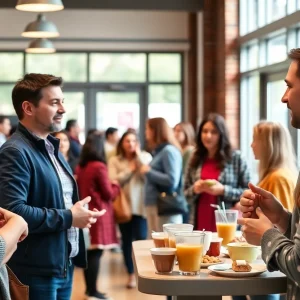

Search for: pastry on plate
xmin=232 ymin=260 xmax=252 ymax=272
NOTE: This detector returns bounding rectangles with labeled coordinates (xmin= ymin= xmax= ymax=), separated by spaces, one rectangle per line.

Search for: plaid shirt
xmin=184 ymin=150 xmax=251 ymax=225
xmin=45 ymin=139 xmax=79 ymax=258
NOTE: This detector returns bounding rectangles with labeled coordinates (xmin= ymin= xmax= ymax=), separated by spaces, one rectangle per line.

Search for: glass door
xmin=62 ymin=89 xmax=86 ymax=143
xmin=93 ymin=87 xmax=146 ymax=144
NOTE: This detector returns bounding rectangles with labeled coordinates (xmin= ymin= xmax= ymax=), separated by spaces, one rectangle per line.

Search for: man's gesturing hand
xmin=70 ymin=197 xmax=106 ymax=228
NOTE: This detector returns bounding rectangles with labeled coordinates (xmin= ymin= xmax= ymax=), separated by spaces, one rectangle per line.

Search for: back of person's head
xmin=146 ymin=117 xmax=181 ymax=151
xmin=79 ymin=133 xmax=106 ymax=167
xmin=12 ymin=73 xmax=63 ymax=120
xmin=0 ymin=115 xmax=11 ymax=136
xmin=0 ymin=116 xmax=8 ymax=125
xmin=116 ymin=130 xmax=139 ymax=157
xmin=174 ymin=122 xmax=195 ymax=148
xmin=87 ymin=128 xmax=100 ymax=137
xmin=253 ymin=121 xmax=297 ymax=180
xmin=65 ymin=119 xmax=77 ymax=132
xmin=190 ymin=113 xmax=232 ymax=169
xmin=105 ymin=127 xmax=118 ymax=139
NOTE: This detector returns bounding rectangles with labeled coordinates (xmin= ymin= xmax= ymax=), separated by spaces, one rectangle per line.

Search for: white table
xmin=132 ymin=240 xmax=287 ymax=300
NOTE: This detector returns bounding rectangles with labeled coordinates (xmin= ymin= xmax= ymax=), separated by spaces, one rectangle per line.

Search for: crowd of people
xmin=1 ymin=48 xmax=300 ymax=300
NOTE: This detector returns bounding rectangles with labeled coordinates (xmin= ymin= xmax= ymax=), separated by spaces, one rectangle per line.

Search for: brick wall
xmin=202 ymin=0 xmax=240 ymax=148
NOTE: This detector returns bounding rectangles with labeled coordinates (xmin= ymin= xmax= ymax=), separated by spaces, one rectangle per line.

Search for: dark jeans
xmin=119 ymin=214 xmax=147 ymax=274
xmin=15 ymin=263 xmax=74 ymax=300
xmin=84 ymin=249 xmax=103 ymax=296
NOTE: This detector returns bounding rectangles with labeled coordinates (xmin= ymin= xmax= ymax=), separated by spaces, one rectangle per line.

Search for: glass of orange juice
xmin=163 ymin=224 xmax=194 ymax=248
xmin=175 ymin=232 xmax=205 ymax=276
xmin=215 ymin=210 xmax=238 ymax=246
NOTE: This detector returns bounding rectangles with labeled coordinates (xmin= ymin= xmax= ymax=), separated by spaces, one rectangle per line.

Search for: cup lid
xmin=150 ymin=248 xmax=176 ymax=255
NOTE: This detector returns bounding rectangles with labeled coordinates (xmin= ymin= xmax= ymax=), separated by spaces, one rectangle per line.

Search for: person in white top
xmin=0 ymin=116 xmax=11 ymax=147
xmin=108 ymin=129 xmax=152 ymax=289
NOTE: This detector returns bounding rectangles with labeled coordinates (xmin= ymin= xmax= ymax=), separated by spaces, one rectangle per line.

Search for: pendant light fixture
xmin=22 ymin=14 xmax=59 ymax=38
xmin=25 ymin=38 xmax=56 ymax=53
xmin=16 ymin=0 xmax=64 ymax=12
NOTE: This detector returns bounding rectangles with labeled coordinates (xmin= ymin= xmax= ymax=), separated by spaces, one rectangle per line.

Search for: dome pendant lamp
xmin=26 ymin=38 xmax=56 ymax=54
xmin=16 ymin=0 xmax=64 ymax=12
xmin=22 ymin=14 xmax=59 ymax=38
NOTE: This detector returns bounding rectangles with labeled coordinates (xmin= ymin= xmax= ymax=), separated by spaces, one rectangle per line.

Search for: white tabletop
xmin=132 ymin=240 xmax=287 ymax=300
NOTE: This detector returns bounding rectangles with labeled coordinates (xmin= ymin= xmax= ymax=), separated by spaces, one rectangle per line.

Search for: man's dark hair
xmin=65 ymin=119 xmax=78 ymax=132
xmin=105 ymin=127 xmax=118 ymax=139
xmin=12 ymin=73 xmax=63 ymax=120
xmin=0 ymin=115 xmax=8 ymax=124
xmin=288 ymin=48 xmax=300 ymax=77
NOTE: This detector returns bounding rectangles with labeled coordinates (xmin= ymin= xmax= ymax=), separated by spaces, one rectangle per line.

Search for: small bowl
xmin=150 ymin=247 xmax=177 ymax=274
xmin=227 ymin=242 xmax=260 ymax=262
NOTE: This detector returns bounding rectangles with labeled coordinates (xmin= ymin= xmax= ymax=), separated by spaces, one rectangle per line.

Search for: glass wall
xmin=240 ymin=0 xmax=298 ymax=35
xmin=239 ymin=0 xmax=300 ymax=179
xmin=0 ymin=51 xmax=183 ymax=132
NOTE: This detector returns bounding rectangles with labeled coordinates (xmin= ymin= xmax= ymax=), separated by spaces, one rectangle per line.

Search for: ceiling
xmin=1 ymin=0 xmax=203 ymax=11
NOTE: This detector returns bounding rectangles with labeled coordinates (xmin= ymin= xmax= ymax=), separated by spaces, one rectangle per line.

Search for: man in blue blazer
xmin=0 ymin=73 xmax=105 ymax=300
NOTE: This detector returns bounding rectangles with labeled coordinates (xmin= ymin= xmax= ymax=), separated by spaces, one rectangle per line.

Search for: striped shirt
xmin=45 ymin=139 xmax=79 ymax=258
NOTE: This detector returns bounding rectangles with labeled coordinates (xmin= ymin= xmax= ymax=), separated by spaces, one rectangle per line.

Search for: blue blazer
xmin=0 ymin=123 xmax=86 ymax=277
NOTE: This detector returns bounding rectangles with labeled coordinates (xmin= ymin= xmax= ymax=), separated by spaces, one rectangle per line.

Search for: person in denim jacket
xmin=140 ymin=117 xmax=183 ymax=232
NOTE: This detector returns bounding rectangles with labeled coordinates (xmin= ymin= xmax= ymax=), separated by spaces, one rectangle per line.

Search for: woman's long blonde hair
xmin=254 ymin=121 xmax=298 ymax=183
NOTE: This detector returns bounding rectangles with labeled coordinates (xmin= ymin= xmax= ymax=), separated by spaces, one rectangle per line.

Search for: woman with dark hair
xmin=140 ymin=117 xmax=184 ymax=232
xmin=184 ymin=113 xmax=250 ymax=231
xmin=76 ymin=133 xmax=120 ymax=300
xmin=52 ymin=131 xmax=77 ymax=174
xmin=108 ymin=130 xmax=151 ymax=289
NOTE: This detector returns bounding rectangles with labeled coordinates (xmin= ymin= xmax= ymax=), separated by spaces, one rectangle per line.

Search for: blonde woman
xmin=234 ymin=121 xmax=297 ymax=300
xmin=251 ymin=121 xmax=297 ymax=211
xmin=108 ymin=130 xmax=152 ymax=289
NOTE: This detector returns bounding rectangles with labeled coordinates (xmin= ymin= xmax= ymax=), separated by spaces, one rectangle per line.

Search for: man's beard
xmin=49 ymin=122 xmax=62 ymax=133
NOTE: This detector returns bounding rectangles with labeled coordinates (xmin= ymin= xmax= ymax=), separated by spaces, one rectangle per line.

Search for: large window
xmin=0 ymin=51 xmax=183 ymax=132
xmin=239 ymin=0 xmax=300 ymax=179
xmin=90 ymin=53 xmax=146 ymax=83
xmin=26 ymin=53 xmax=88 ymax=82
xmin=240 ymin=0 xmax=298 ymax=36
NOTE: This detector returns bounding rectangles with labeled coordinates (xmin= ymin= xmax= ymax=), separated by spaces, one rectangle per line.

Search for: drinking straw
xmin=221 ymin=201 xmax=228 ymax=223
xmin=210 ymin=204 xmax=227 ymax=223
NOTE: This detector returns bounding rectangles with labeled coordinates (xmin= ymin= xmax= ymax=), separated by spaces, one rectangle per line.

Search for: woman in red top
xmin=76 ymin=133 xmax=120 ymax=300
xmin=184 ymin=113 xmax=250 ymax=231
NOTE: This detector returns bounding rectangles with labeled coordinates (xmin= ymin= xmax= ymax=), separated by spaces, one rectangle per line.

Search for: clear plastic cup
xmin=175 ymin=232 xmax=205 ymax=276
xmin=215 ymin=210 xmax=238 ymax=246
xmin=163 ymin=224 xmax=194 ymax=248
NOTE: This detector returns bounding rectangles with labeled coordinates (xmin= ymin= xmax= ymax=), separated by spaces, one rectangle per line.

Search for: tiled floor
xmin=71 ymin=250 xmax=232 ymax=300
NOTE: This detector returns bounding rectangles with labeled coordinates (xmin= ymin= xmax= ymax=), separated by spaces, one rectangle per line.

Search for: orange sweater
xmin=258 ymin=168 xmax=296 ymax=212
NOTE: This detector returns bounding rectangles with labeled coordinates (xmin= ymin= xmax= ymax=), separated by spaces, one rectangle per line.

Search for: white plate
xmin=201 ymin=258 xmax=225 ymax=268
xmin=208 ymin=264 xmax=267 ymax=278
